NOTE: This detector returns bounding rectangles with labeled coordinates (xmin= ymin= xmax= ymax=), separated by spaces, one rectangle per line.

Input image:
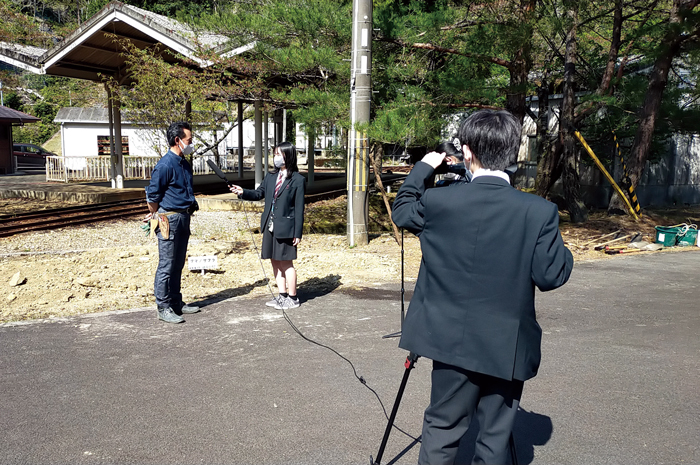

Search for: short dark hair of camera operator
xmin=166 ymin=121 xmax=192 ymax=148
xmin=391 ymin=109 xmax=573 ymax=464
xmin=457 ymin=109 xmax=521 ymax=171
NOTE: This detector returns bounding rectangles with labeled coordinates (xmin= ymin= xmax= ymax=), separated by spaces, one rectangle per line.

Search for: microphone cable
xmin=236 ymin=190 xmax=419 ymax=443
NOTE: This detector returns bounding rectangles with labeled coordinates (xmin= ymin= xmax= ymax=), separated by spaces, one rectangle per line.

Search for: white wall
xmin=61 ymin=123 xmax=166 ymax=157
xmin=62 ymin=123 xmax=234 ymax=158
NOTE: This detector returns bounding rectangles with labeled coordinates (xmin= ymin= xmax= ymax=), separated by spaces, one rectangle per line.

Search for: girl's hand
xmin=293 ymin=238 xmax=301 ymax=246
xmin=229 ymin=184 xmax=243 ymax=195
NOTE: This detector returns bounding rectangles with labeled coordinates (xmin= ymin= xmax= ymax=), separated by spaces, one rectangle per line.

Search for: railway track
xmin=0 ymin=169 xmax=407 ymax=238
xmin=0 ymin=199 xmax=148 ymax=238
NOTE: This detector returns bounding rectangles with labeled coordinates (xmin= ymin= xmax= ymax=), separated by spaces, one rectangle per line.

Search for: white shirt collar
xmin=471 ymin=168 xmax=510 ymax=184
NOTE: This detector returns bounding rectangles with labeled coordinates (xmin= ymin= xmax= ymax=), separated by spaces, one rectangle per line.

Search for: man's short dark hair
xmin=167 ymin=121 xmax=191 ymax=147
xmin=457 ymin=110 xmax=521 ymax=171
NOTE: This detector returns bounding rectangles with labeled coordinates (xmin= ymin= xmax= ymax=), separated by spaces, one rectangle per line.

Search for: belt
xmin=164 ymin=209 xmax=188 ymax=215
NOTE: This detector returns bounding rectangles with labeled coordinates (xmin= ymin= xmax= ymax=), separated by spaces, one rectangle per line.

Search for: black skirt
xmin=260 ymin=227 xmax=297 ymax=261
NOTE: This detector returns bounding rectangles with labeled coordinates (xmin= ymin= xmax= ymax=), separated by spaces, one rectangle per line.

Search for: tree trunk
xmin=608 ymin=0 xmax=699 ymax=212
xmin=371 ymin=143 xmax=401 ymax=245
xmin=505 ymin=0 xmax=536 ymax=123
xmin=561 ymin=1 xmax=587 ymax=223
xmin=506 ymin=52 xmax=529 ymax=123
xmin=534 ymin=80 xmax=555 ymax=196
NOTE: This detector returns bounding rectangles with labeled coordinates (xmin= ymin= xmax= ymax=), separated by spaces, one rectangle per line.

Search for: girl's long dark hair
xmin=276 ymin=142 xmax=298 ymax=178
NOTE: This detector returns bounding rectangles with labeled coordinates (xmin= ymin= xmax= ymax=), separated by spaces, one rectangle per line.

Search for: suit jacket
xmin=392 ymin=161 xmax=573 ymax=381
xmin=241 ymin=171 xmax=306 ymax=240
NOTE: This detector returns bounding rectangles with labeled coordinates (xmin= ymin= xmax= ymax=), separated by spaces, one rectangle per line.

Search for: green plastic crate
xmin=654 ymin=226 xmax=679 ymax=247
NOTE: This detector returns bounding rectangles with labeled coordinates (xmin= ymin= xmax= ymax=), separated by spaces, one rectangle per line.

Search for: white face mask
xmin=179 ymin=140 xmax=194 ymax=156
xmin=273 ymin=154 xmax=285 ymax=168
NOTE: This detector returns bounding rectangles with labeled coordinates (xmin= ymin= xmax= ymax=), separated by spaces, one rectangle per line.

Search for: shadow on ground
xmin=298 ymin=274 xmax=343 ymax=303
xmin=192 ymin=278 xmax=270 ymax=307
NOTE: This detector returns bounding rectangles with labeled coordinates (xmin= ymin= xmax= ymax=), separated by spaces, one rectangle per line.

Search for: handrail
xmin=45 ymin=154 xmax=241 ymax=182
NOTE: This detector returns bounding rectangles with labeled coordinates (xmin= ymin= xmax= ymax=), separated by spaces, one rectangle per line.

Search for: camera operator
xmin=392 ymin=110 xmax=573 ymax=464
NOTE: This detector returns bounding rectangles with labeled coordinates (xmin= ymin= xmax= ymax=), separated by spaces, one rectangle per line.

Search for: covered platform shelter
xmin=0 ymin=106 xmax=40 ymax=175
xmin=0 ymin=1 xmax=282 ymax=188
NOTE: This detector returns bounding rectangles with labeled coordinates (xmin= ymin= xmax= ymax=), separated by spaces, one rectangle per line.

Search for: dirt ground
xmin=1 ymin=195 xmax=698 ymax=325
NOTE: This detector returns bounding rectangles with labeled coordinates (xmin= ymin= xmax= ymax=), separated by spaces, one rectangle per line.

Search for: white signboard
xmin=188 ymin=256 xmax=218 ymax=275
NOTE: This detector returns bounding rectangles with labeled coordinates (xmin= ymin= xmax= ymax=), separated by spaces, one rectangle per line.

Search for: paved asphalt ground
xmin=1 ymin=250 xmax=698 ymax=465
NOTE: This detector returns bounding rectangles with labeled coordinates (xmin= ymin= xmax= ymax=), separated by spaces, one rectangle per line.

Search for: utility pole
xmin=347 ymin=0 xmax=372 ymax=246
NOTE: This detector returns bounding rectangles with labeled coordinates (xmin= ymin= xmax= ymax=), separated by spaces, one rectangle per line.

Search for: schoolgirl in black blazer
xmin=229 ymin=142 xmax=306 ymax=310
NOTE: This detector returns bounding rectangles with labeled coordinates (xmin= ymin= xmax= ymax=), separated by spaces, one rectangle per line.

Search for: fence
xmin=45 ymin=154 xmax=240 ymax=182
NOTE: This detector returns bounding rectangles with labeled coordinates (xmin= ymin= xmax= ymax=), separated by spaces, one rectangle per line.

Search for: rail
xmin=45 ymin=154 xmax=241 ymax=182
xmin=0 ymin=199 xmax=148 ymax=238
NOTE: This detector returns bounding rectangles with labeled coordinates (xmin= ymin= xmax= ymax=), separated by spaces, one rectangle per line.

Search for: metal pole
xmin=237 ymin=100 xmax=244 ymax=178
xmin=264 ymin=110 xmax=269 ymax=173
xmin=105 ymin=84 xmax=116 ymax=187
xmin=254 ymin=100 xmax=263 ymax=188
xmin=347 ymin=0 xmax=372 ymax=246
xmin=307 ymin=126 xmax=315 ymax=188
xmin=113 ymin=95 xmax=124 ymax=188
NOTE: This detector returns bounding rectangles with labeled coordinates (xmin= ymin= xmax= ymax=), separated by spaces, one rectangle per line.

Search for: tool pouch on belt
xmin=148 ymin=213 xmax=169 ymax=240
xmin=158 ymin=214 xmax=169 ymax=239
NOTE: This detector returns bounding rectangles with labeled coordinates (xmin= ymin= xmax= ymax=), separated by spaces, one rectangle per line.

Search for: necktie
xmin=274 ymin=173 xmax=284 ymax=197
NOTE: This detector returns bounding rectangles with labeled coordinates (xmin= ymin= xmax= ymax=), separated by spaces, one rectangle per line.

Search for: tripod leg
xmin=371 ymin=352 xmax=419 ymax=465
xmin=509 ymin=432 xmax=518 ymax=465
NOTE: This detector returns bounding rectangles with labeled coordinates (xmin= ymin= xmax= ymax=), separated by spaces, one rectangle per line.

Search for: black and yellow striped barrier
xmin=613 ymin=132 xmax=642 ymax=217
xmin=573 ymin=131 xmax=639 ymax=221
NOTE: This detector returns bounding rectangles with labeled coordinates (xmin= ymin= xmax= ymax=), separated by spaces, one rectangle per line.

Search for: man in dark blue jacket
xmin=392 ymin=110 xmax=573 ymax=464
xmin=145 ymin=121 xmax=200 ymax=324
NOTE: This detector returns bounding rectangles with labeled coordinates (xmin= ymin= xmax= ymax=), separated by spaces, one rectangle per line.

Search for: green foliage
xmin=3 ymin=92 xmax=23 ymax=110
xmin=2 ymin=0 xmax=698 ymax=171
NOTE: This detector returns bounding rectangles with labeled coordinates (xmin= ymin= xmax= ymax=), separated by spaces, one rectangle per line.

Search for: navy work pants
xmin=154 ymin=212 xmax=191 ymax=310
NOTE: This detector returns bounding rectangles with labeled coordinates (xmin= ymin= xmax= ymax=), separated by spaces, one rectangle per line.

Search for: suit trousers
xmin=154 ymin=212 xmax=191 ymax=310
xmin=418 ymin=361 xmax=523 ymax=465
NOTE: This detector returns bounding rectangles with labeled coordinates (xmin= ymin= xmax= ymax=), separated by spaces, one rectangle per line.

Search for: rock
xmin=7 ymin=293 xmax=17 ymax=302
xmin=76 ymin=277 xmax=101 ymax=288
xmin=214 ymin=242 xmax=235 ymax=255
xmin=9 ymin=271 xmax=26 ymax=287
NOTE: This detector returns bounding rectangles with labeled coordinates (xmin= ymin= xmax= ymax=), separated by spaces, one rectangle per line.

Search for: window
xmin=97 ymin=136 xmax=129 ymax=156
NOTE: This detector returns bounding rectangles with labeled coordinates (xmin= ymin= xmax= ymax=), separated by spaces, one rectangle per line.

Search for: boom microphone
xmin=206 ymin=159 xmax=233 ymax=186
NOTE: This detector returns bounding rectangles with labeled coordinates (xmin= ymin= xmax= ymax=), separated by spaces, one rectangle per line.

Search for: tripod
xmin=370 ymin=352 xmax=519 ymax=465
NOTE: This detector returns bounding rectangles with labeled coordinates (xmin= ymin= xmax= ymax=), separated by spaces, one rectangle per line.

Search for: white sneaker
xmin=275 ymin=296 xmax=300 ymax=310
xmin=265 ymin=296 xmax=282 ymax=307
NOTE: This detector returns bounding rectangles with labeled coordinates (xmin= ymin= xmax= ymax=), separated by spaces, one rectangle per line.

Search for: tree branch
xmin=378 ymin=37 xmax=513 ymax=70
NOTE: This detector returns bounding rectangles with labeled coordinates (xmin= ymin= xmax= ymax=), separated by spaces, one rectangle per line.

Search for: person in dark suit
xmin=392 ymin=110 xmax=573 ymax=465
xmin=229 ymin=142 xmax=306 ymax=310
